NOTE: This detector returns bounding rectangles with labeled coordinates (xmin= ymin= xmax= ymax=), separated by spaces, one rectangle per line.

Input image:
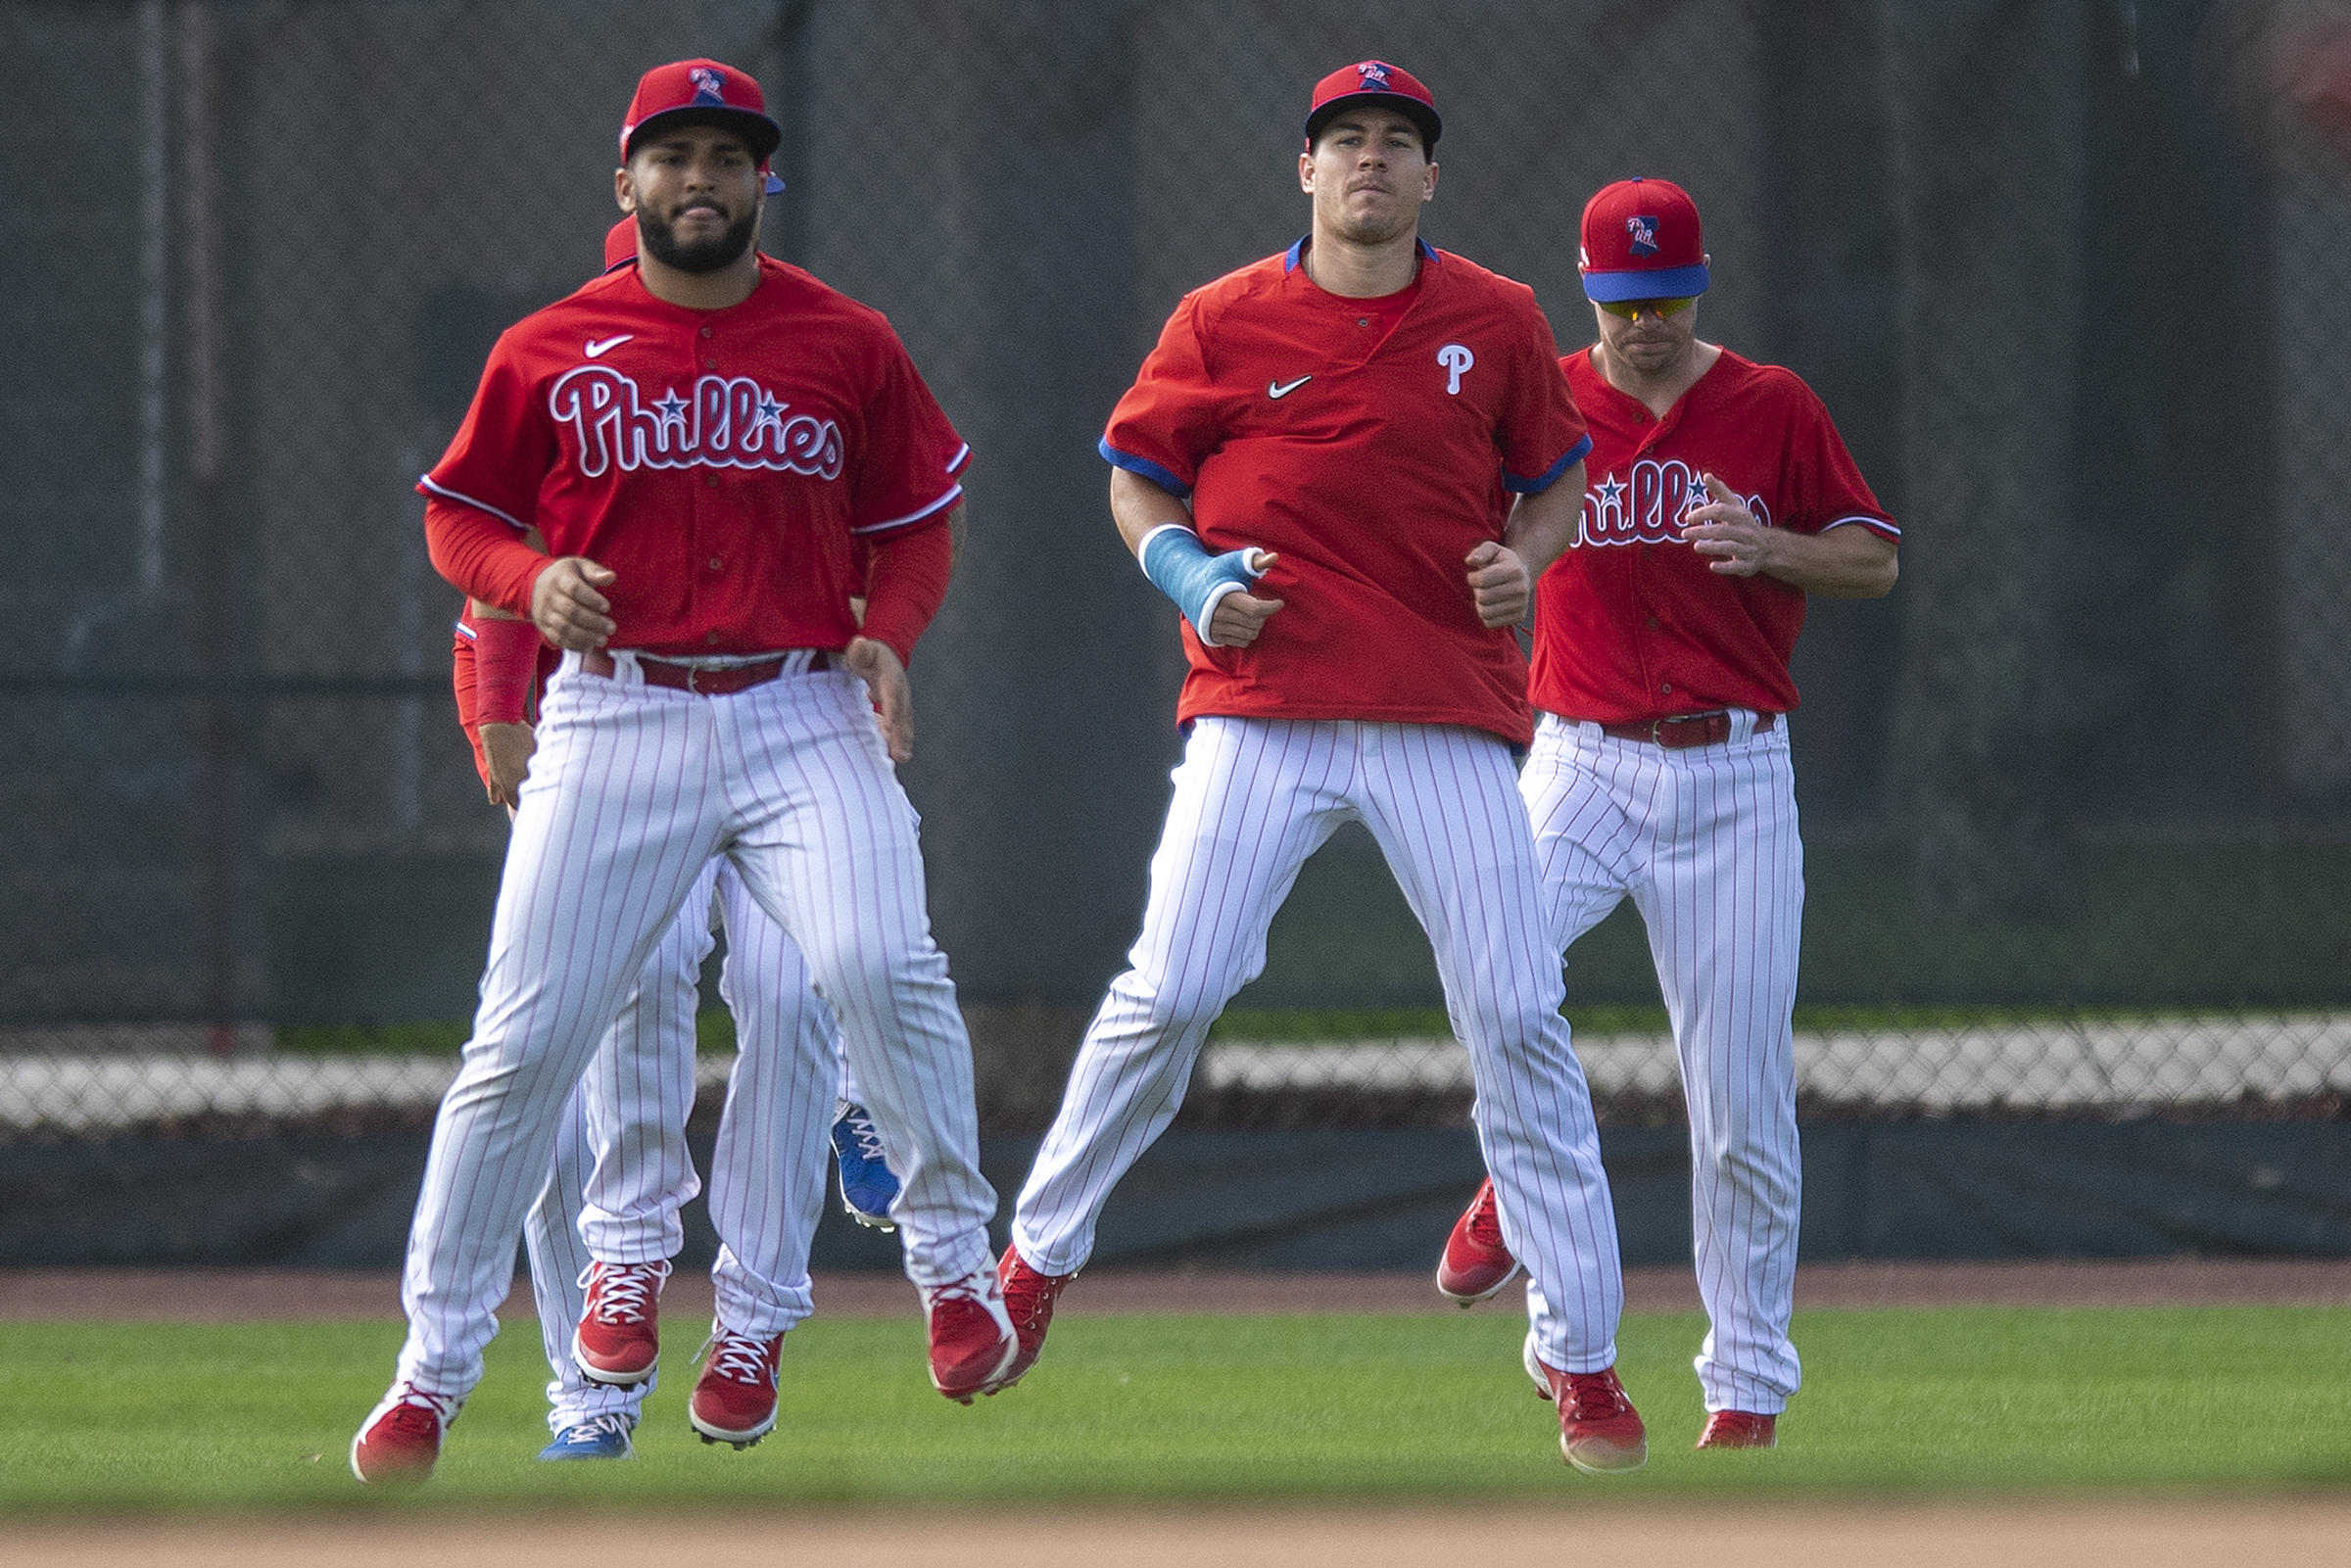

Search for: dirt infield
xmin=4 ymin=1498 xmax=2349 ymax=1568
xmin=7 ymin=1255 xmax=2351 ymax=1321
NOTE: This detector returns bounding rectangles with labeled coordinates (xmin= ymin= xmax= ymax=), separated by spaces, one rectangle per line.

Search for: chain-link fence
xmin=5 ymin=0 xmax=2349 ymax=1148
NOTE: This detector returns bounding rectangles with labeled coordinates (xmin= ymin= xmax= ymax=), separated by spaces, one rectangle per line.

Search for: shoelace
xmin=386 ymin=1385 xmax=461 ymax=1428
xmin=1000 ymin=1259 xmax=1061 ymax=1329
xmin=579 ymin=1259 xmax=669 ymax=1323
xmin=839 ymin=1104 xmax=888 ymax=1164
xmin=1464 ymin=1185 xmax=1507 ymax=1249
xmin=705 ymin=1329 xmax=775 ymax=1387
xmin=1561 ymin=1370 xmax=1629 ymax=1420
xmin=925 ymin=1271 xmax=997 ymax=1312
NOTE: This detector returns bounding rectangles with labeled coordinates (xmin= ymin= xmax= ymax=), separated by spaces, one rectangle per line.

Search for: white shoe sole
xmin=1436 ymin=1258 xmax=1521 ymax=1306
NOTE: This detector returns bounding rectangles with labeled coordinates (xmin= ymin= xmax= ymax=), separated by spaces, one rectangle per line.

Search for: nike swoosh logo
xmin=584 ymin=334 xmax=634 ymax=358
xmin=1268 ymin=375 xmax=1313 ymax=400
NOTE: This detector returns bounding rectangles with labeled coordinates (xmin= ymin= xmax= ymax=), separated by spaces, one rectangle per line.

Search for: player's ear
xmin=1422 ymin=160 xmax=1438 ymax=202
xmin=1299 ymin=149 xmax=1316 ymax=194
xmin=614 ymin=166 xmax=637 ymax=214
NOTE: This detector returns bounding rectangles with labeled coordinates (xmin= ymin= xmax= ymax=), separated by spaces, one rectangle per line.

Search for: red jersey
xmin=1102 ymin=241 xmax=1591 ymax=745
xmin=422 ymin=255 xmax=968 ymax=659
xmin=1530 ymin=348 xmax=1897 ymax=723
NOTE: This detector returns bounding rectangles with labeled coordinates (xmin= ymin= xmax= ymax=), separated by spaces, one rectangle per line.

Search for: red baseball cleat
xmin=923 ymin=1262 xmax=1019 ymax=1403
xmin=1523 ymin=1334 xmax=1648 ymax=1474
xmin=996 ymin=1246 xmax=1075 ymax=1388
xmin=573 ymin=1259 xmax=671 ymax=1386
xmin=1696 ymin=1409 xmax=1777 ymax=1449
xmin=689 ymin=1323 xmax=784 ymax=1449
xmin=1435 ymin=1176 xmax=1520 ymax=1304
xmin=349 ymin=1382 xmax=462 ymax=1485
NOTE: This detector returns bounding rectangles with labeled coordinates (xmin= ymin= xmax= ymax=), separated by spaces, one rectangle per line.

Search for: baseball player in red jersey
xmin=469 ymin=226 xmax=906 ymax=1459
xmin=999 ymin=62 xmax=1649 ymax=1475
xmin=1434 ymin=178 xmax=1898 ymax=1450
xmin=352 ymin=60 xmax=1010 ymax=1484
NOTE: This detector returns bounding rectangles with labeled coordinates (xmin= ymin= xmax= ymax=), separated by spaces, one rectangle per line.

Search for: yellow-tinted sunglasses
xmin=1596 ymin=297 xmax=1697 ymax=320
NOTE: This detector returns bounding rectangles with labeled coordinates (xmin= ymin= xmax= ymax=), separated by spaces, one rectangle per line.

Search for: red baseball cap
xmin=602 ymin=216 xmax=637 ymax=272
xmin=619 ymin=58 xmax=786 ymax=193
xmin=1578 ymin=177 xmax=1709 ymax=303
xmin=1304 ymin=60 xmax=1441 ymax=152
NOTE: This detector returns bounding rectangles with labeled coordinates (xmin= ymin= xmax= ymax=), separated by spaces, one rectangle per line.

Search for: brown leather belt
xmin=581 ymin=647 xmax=835 ymax=695
xmin=1599 ymin=709 xmax=1777 ymax=748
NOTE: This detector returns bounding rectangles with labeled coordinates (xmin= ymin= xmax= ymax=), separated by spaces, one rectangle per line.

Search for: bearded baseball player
xmin=476 ymin=218 xmax=908 ymax=1461
xmin=998 ymin=61 xmax=1647 ymax=1475
xmin=353 ymin=59 xmax=1012 ymax=1484
xmin=1434 ymin=177 xmax=1899 ymax=1450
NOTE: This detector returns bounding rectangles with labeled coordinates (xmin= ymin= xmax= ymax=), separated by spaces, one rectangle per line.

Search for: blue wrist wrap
xmin=1138 ymin=525 xmax=1263 ymax=643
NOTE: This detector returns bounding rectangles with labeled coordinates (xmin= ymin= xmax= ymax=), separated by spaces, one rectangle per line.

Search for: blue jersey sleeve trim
xmin=1099 ymin=439 xmax=1192 ymax=498
xmin=1823 ymin=513 xmax=1901 ymax=541
xmin=420 ymin=475 xmax=529 ymax=532
xmin=1503 ymin=433 xmax=1593 ymax=494
xmin=850 ymin=481 xmax=964 ymax=537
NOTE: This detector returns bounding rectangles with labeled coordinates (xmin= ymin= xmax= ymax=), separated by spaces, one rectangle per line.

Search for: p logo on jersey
xmin=1437 ymin=344 xmax=1474 ymax=396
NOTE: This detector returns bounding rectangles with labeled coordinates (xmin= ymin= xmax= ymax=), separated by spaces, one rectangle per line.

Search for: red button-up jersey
xmin=422 ymin=255 xmax=967 ymax=659
xmin=1530 ymin=348 xmax=1897 ymax=724
xmin=1102 ymin=242 xmax=1591 ymax=746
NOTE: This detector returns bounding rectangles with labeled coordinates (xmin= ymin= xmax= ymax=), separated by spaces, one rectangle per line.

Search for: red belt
xmin=1598 ymin=710 xmax=1776 ymax=748
xmin=581 ymin=648 xmax=835 ymax=695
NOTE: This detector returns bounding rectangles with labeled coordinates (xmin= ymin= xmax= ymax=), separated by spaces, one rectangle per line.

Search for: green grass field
xmin=3 ymin=1306 xmax=2349 ymax=1513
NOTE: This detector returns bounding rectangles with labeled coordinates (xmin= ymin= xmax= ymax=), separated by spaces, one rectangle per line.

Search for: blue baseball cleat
xmin=831 ymin=1099 xmax=900 ymax=1231
xmin=536 ymin=1412 xmax=636 ymax=1461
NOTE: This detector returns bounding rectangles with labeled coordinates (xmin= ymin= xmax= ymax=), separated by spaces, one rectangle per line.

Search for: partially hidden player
xmin=997 ymin=62 xmax=1649 ymax=1475
xmin=1432 ymin=178 xmax=1898 ymax=1450
xmin=353 ymin=59 xmax=1010 ymax=1485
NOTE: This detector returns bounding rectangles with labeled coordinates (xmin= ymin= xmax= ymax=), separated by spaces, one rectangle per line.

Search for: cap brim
xmin=627 ymin=105 xmax=784 ymax=165
xmin=1304 ymin=93 xmax=1441 ymax=150
xmin=1581 ymin=262 xmax=1709 ymax=303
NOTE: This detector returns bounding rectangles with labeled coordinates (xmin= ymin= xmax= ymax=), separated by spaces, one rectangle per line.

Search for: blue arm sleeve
xmin=1138 ymin=524 xmax=1264 ymax=645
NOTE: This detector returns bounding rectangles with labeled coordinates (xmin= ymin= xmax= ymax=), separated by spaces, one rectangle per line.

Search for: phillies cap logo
xmin=689 ymin=65 xmax=729 ymax=105
xmin=1358 ymin=61 xmax=1392 ymax=89
xmin=1625 ymin=215 xmax=1659 ymax=257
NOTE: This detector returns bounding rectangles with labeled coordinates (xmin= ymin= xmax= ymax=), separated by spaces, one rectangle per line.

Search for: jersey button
xmin=699 ymin=326 xmax=713 ymax=339
xmin=1646 ymin=615 xmax=1661 ymax=630
xmin=703 ymin=358 xmax=718 ymax=369
xmin=708 ymin=557 xmax=723 ymax=572
xmin=704 ymin=476 xmax=719 ymax=489
xmin=1660 ymin=683 xmax=1673 ymax=693
xmin=705 ymin=631 xmax=721 ymax=645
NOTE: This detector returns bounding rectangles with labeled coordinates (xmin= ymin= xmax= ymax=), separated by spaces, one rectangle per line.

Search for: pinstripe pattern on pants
xmin=522 ymin=856 xmax=850 ymax=1428
xmin=521 ymin=858 xmax=716 ymax=1432
xmin=1013 ymin=716 xmax=1625 ymax=1371
xmin=394 ymin=653 xmax=991 ymax=1399
xmin=1521 ymin=709 xmax=1803 ymax=1413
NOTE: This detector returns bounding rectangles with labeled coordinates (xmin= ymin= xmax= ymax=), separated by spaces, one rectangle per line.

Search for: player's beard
xmin=637 ymin=203 xmax=758 ymax=274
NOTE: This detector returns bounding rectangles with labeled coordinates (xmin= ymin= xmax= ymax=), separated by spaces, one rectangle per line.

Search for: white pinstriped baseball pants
xmin=522 ymin=857 xmax=865 ymax=1432
xmin=1519 ymin=710 xmax=1804 ymax=1414
xmin=1014 ymin=716 xmax=1626 ymax=1373
xmin=396 ymin=652 xmax=992 ymax=1399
